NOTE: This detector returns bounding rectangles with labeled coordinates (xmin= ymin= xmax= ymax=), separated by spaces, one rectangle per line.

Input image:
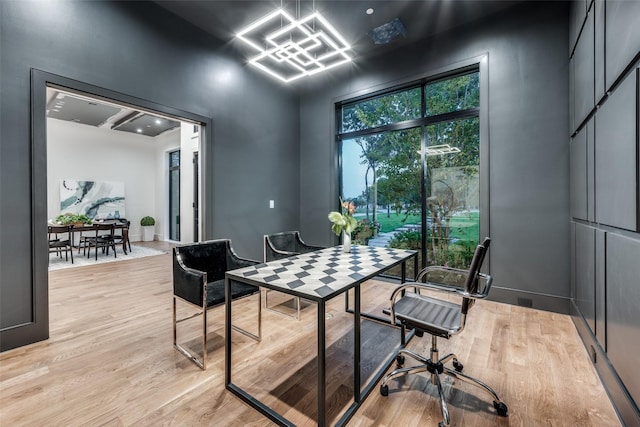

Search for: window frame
xmin=334 ymin=57 xmax=489 ymax=271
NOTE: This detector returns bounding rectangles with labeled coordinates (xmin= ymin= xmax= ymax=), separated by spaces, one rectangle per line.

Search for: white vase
xmin=141 ymin=225 xmax=155 ymax=242
xmin=342 ymin=231 xmax=351 ymax=253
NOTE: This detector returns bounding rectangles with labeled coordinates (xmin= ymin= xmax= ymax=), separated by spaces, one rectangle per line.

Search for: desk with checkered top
xmin=225 ymin=245 xmax=417 ymax=426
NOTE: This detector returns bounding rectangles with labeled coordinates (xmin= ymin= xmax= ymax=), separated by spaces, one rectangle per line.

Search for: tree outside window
xmin=338 ymin=70 xmax=480 ymax=273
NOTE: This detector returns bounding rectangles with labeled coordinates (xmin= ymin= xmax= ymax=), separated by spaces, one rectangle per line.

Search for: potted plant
xmin=328 ymin=198 xmax=359 ymax=253
xmin=55 ymin=213 xmax=92 ymax=226
xmin=140 ymin=216 xmax=155 ymax=242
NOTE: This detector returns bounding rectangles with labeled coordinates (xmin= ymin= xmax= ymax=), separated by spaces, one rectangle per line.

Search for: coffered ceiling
xmin=46 ymin=89 xmax=181 ymax=138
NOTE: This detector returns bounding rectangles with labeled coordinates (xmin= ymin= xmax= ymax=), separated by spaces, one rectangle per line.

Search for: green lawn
xmin=448 ymin=211 xmax=479 ymax=243
xmin=359 ymin=210 xmax=479 ymax=239
xmin=367 ymin=212 xmax=421 ymax=233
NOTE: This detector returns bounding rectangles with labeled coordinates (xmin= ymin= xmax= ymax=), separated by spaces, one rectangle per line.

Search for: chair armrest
xmin=227 ymin=252 xmax=259 ymax=270
xmin=387 ymin=273 xmax=493 ymax=324
xmin=173 ymin=254 xmax=206 ymax=307
xmin=268 ymin=247 xmax=299 ymax=259
xmin=299 ymin=242 xmax=323 ymax=253
xmin=416 ymin=266 xmax=469 ymax=288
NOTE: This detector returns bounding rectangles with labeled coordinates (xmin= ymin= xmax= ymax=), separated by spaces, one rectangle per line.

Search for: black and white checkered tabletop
xmin=227 ymin=245 xmax=416 ymax=300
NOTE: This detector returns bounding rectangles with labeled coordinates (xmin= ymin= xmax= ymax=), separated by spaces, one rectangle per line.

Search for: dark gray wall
xmin=297 ymin=1 xmax=571 ymax=309
xmin=569 ymin=0 xmax=640 ymax=424
xmin=0 ymin=1 xmax=299 ymax=349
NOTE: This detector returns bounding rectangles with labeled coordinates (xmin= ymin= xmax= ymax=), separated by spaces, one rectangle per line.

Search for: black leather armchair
xmin=379 ymin=237 xmax=508 ymax=426
xmin=263 ymin=231 xmax=323 ymax=319
xmin=264 ymin=230 xmax=323 ymax=261
xmin=173 ymin=239 xmax=261 ymax=369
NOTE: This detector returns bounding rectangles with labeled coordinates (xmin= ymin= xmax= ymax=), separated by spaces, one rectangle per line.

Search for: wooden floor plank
xmin=0 ymin=241 xmax=621 ymax=426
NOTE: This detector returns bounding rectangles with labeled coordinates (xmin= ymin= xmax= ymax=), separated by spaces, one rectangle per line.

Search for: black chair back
xmin=264 ymin=231 xmax=322 ymax=262
xmin=461 ymin=237 xmax=491 ymax=314
xmin=265 ymin=231 xmax=299 ymax=261
xmin=175 ymin=239 xmax=230 ymax=283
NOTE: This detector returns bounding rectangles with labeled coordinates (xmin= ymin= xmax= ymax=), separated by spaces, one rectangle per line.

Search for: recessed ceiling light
xmin=136 ymin=128 xmax=142 ymax=133
xmin=366 ymin=8 xmax=374 ymax=15
xmin=155 ymin=119 xmax=162 ymax=125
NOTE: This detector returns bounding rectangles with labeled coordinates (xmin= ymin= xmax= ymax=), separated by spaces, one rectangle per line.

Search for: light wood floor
xmin=0 ymin=241 xmax=620 ymax=426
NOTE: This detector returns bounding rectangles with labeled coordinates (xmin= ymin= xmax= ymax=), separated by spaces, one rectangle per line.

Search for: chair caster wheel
xmin=438 ymin=422 xmax=445 ymax=427
xmin=396 ymin=355 xmax=405 ymax=366
xmin=453 ymin=360 xmax=463 ymax=372
xmin=380 ymin=384 xmax=389 ymax=396
xmin=494 ymin=401 xmax=508 ymax=416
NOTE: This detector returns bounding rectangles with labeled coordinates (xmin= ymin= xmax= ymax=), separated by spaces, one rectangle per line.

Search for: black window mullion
xmin=423 ymin=108 xmax=479 ymax=126
xmin=338 ymin=108 xmax=479 ymax=141
xmin=420 ymin=85 xmax=427 ymax=270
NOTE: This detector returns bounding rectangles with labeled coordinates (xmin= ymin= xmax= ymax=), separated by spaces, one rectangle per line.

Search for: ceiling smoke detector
xmin=368 ymin=18 xmax=406 ymax=45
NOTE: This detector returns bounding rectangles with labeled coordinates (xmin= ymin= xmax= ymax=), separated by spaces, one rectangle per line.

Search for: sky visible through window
xmin=342 ymin=141 xmax=368 ymax=199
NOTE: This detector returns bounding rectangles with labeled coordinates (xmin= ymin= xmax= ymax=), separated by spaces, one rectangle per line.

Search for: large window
xmin=337 ymin=69 xmax=481 ymax=275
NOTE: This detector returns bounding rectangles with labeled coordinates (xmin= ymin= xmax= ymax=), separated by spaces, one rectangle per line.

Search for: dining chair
xmin=100 ymin=219 xmax=131 ymax=254
xmin=379 ymin=237 xmax=508 ymax=427
xmin=48 ymin=224 xmax=74 ymax=264
xmin=263 ymin=231 xmax=323 ymax=319
xmin=84 ymin=223 xmax=118 ymax=260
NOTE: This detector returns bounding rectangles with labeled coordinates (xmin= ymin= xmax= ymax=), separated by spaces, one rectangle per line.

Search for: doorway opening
xmin=45 ymin=85 xmax=203 ymax=248
xmin=27 ymin=69 xmax=213 ymax=349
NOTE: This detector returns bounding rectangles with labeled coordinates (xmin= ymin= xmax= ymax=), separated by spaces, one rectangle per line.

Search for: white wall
xmin=154 ymin=122 xmax=200 ymax=243
xmin=154 ymin=129 xmax=180 ymax=242
xmin=180 ymin=123 xmax=200 ymax=243
xmin=47 ymin=118 xmax=178 ymax=241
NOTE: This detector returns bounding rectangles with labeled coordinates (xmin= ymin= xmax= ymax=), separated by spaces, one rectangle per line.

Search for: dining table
xmin=225 ymin=244 xmax=418 ymax=427
xmin=49 ymin=220 xmax=130 ymax=255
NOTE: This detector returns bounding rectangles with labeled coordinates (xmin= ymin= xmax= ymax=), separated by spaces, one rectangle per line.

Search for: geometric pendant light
xmin=236 ymin=8 xmax=351 ymax=82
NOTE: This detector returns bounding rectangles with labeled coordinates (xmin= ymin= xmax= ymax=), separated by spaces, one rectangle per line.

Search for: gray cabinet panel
xmin=575 ymin=223 xmax=596 ymax=333
xmin=570 ymin=127 xmax=588 ymax=220
xmin=606 ymin=233 xmax=640 ymax=407
xmin=595 ymin=69 xmax=638 ymax=231
xmin=574 ymin=9 xmax=595 ymax=128
xmin=605 ymin=0 xmax=640 ymax=90
xmin=587 ymin=119 xmax=596 ymax=222
xmin=595 ymin=229 xmax=606 ymax=349
xmin=571 ymin=222 xmax=576 ymax=299
xmin=570 ymin=57 xmax=576 ymax=132
xmin=570 ymin=0 xmax=588 ymax=55
xmin=594 ymin=0 xmax=605 ymax=103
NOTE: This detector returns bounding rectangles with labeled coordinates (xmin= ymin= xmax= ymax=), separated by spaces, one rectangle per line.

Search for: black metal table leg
xmin=318 ymin=302 xmax=326 ymax=426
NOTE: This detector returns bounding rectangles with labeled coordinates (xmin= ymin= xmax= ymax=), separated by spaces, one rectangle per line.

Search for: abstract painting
xmin=60 ymin=180 xmax=126 ymax=219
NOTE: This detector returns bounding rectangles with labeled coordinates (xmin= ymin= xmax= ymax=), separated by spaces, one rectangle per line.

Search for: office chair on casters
xmin=379 ymin=237 xmax=508 ymax=427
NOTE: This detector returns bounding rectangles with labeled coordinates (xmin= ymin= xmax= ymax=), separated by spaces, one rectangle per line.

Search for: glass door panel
xmin=425 ymin=117 xmax=480 ymax=268
xmin=169 ymin=150 xmax=180 ymax=241
xmin=341 ymin=128 xmax=422 ymax=279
